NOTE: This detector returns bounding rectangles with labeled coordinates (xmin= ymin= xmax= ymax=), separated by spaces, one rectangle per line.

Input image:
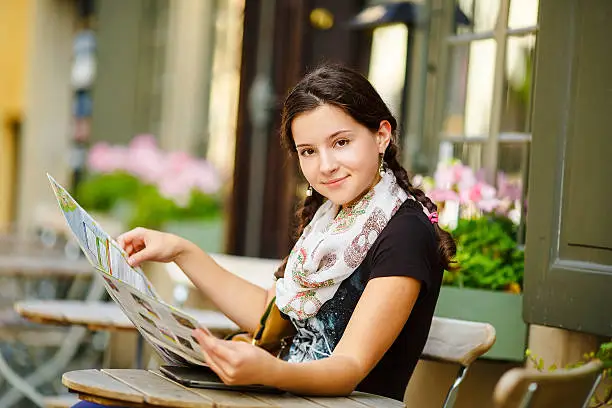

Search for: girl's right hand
xmin=116 ymin=227 xmax=186 ymax=267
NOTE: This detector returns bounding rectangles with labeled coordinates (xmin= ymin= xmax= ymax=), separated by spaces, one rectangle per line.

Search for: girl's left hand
xmin=192 ymin=328 xmax=281 ymax=386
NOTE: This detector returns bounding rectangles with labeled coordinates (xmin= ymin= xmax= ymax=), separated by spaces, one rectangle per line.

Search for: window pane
xmin=455 ymin=0 xmax=500 ymax=34
xmin=501 ymin=34 xmax=537 ymax=133
xmin=441 ymin=141 xmax=528 ymax=186
xmin=498 ymin=142 xmax=527 ymax=178
xmin=443 ymin=39 xmax=497 ymax=137
xmin=508 ymin=0 xmax=539 ymax=29
xmin=437 ymin=141 xmax=484 ymax=171
xmin=368 ymin=24 xmax=408 ymax=119
xmin=465 ymin=39 xmax=496 ymax=135
xmin=442 ymin=44 xmax=469 ymax=135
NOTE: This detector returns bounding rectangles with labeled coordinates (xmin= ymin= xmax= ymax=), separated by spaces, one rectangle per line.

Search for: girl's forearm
xmin=174 ymin=240 xmax=269 ymax=333
xmin=269 ymin=355 xmax=364 ymax=396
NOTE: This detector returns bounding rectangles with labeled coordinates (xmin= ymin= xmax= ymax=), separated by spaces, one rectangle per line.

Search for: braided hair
xmin=275 ymin=64 xmax=456 ymax=278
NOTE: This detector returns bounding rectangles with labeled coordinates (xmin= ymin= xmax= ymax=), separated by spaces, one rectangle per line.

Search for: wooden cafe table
xmin=14 ymin=300 xmax=240 ymax=368
xmin=14 ymin=300 xmax=239 ymax=335
xmin=63 ymin=369 xmax=405 ymax=408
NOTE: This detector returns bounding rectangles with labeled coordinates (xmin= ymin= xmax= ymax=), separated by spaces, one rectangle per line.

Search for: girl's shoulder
xmin=380 ymin=199 xmax=437 ymax=244
xmin=365 ymin=199 xmax=441 ymax=289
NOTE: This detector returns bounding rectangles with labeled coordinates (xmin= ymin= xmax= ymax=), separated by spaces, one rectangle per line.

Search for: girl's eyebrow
xmin=296 ymin=129 xmax=351 ymax=148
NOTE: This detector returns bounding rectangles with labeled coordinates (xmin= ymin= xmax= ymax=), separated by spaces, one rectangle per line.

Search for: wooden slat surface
xmin=62 ymin=369 xmax=144 ymax=403
xmin=493 ymin=360 xmax=603 ymax=408
xmin=422 ymin=316 xmax=496 ymax=365
xmin=14 ymin=300 xmax=131 ymax=331
xmin=150 ymin=370 xmax=277 ymax=408
xmin=103 ymin=369 xmax=213 ymax=407
xmin=194 ymin=389 xmax=278 ymax=408
xmin=63 ymin=369 xmax=406 ymax=408
xmin=15 ymin=300 xmax=239 ymax=333
xmin=251 ymin=394 xmax=323 ymax=408
xmin=304 ymin=396 xmax=369 ymax=408
xmin=0 ymin=254 xmax=92 ymax=277
xmin=347 ymin=392 xmax=405 ymax=408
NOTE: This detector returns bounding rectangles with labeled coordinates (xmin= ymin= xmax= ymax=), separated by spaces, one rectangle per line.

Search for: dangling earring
xmin=378 ymin=155 xmax=385 ymax=176
xmin=306 ymin=185 xmax=313 ymax=196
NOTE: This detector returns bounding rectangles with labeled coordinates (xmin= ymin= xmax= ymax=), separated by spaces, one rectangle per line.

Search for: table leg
xmin=135 ymin=335 xmax=144 ymax=369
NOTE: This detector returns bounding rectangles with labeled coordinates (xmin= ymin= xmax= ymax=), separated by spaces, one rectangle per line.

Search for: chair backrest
xmin=493 ymin=359 xmax=604 ymax=408
xmin=423 ymin=316 xmax=497 ymax=366
xmin=420 ymin=316 xmax=496 ymax=408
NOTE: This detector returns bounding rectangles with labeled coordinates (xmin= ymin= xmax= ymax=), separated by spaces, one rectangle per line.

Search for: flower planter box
xmin=434 ymin=286 xmax=527 ymax=362
xmin=163 ymin=217 xmax=225 ymax=254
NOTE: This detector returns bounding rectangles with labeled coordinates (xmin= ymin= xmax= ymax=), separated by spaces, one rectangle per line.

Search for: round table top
xmin=63 ymin=369 xmax=405 ymax=408
xmin=14 ymin=300 xmax=239 ymax=334
xmin=0 ymin=253 xmax=92 ymax=277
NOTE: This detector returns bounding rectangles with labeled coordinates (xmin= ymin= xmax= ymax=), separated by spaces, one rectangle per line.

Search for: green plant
xmin=76 ymin=172 xmax=141 ymax=212
xmin=525 ymin=342 xmax=612 ymax=407
xmin=412 ymin=159 xmax=525 ymax=292
xmin=75 ymin=135 xmax=223 ymax=230
xmin=75 ymin=172 xmax=222 ymax=230
xmin=444 ymin=215 xmax=524 ymax=292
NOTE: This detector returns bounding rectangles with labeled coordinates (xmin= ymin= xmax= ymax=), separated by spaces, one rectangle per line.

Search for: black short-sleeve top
xmin=282 ymin=199 xmax=444 ymax=401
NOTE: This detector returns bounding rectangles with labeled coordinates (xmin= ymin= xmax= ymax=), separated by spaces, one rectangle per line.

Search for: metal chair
xmin=0 ymin=233 xmax=105 ymax=408
xmin=420 ymin=316 xmax=497 ymax=408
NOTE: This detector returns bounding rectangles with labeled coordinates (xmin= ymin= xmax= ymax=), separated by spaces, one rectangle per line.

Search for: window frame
xmin=433 ymin=0 xmax=539 ymax=243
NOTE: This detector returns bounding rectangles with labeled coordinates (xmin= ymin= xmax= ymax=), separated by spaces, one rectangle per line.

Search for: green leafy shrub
xmin=75 ymin=172 xmax=222 ymax=230
xmin=75 ymin=135 xmax=223 ymax=230
xmin=445 ymin=215 xmax=524 ymax=292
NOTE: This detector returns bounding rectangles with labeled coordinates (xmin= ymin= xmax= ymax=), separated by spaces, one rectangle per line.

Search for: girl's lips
xmin=323 ymin=176 xmax=348 ymax=186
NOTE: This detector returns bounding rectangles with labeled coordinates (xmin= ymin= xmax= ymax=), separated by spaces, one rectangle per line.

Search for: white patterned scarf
xmin=276 ymin=169 xmax=427 ymax=320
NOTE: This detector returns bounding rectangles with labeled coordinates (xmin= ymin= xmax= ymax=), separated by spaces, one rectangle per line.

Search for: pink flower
xmin=497 ymin=172 xmax=522 ymax=201
xmin=156 ymin=151 xmax=222 ymax=205
xmin=87 ymin=143 xmax=129 ymax=173
xmin=475 ymin=168 xmax=486 ymax=183
xmin=456 ymin=165 xmax=476 ymax=193
xmin=482 ymin=182 xmax=496 ymax=198
xmin=192 ymin=161 xmax=222 ymax=194
xmin=478 ymin=198 xmax=502 ymax=212
xmin=129 ymin=134 xmax=158 ymax=150
xmin=429 ymin=188 xmax=460 ymax=203
xmin=157 ymin=175 xmax=192 ymax=207
xmin=434 ymin=163 xmax=456 ymax=190
xmin=475 ymin=183 xmax=500 ymax=212
xmin=86 ymin=134 xmax=222 ymax=207
xmin=457 ymin=181 xmax=499 ymax=211
xmin=494 ymin=198 xmax=513 ymax=216
xmin=125 ymin=135 xmax=165 ymax=183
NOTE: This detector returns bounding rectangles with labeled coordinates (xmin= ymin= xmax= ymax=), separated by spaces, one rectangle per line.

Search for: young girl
xmin=75 ymin=64 xmax=455 ymax=406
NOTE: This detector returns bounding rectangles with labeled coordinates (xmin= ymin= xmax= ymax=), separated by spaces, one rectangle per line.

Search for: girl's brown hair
xmin=275 ymin=64 xmax=456 ymax=278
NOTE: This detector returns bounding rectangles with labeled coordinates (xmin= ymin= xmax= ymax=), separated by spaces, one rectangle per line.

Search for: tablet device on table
xmin=159 ymin=365 xmax=284 ymax=394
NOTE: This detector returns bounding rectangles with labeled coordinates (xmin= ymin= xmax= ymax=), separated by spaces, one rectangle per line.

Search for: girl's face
xmin=291 ymin=104 xmax=391 ymax=207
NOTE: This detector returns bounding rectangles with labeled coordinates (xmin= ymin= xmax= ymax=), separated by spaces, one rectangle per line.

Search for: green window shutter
xmin=524 ymin=0 xmax=612 ymax=336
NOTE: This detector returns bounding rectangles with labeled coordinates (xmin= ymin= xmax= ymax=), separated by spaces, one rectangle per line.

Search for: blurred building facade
xmin=0 ymin=0 xmax=31 ymax=231
xmin=0 ymin=0 xmax=244 ymax=237
xmin=0 ymin=0 xmax=538 ymax=254
xmin=225 ymin=0 xmax=539 ymax=259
